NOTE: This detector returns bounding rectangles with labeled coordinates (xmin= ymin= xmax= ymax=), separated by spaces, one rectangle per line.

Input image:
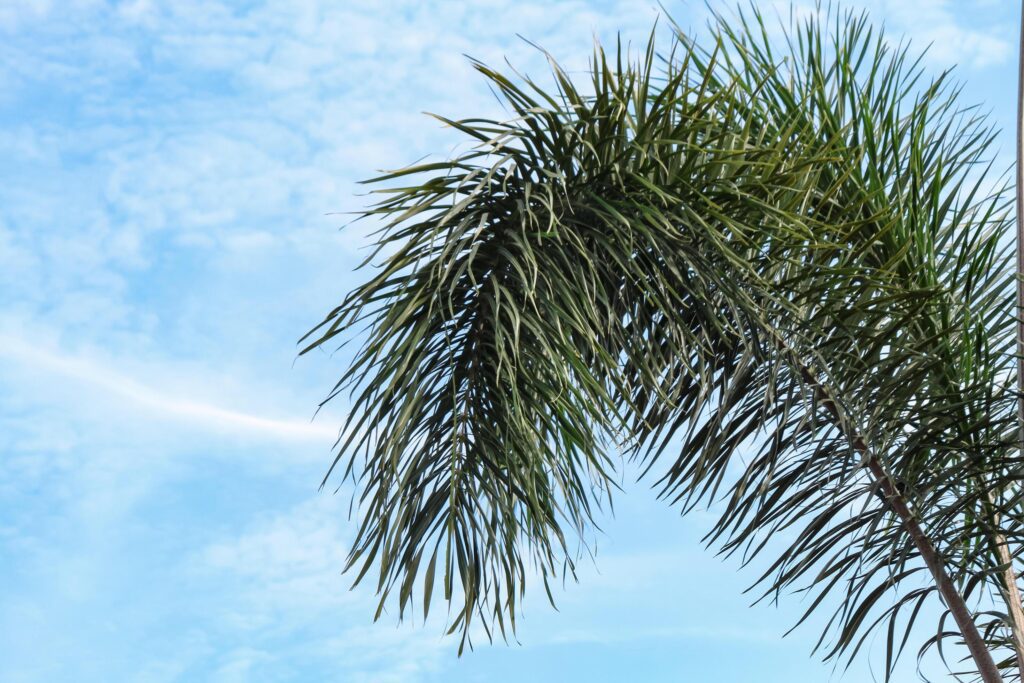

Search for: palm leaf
xmin=303 ymin=5 xmax=1024 ymax=680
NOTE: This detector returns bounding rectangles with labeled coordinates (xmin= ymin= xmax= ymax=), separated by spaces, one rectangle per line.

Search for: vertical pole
xmin=1008 ymin=1 xmax=1024 ymax=675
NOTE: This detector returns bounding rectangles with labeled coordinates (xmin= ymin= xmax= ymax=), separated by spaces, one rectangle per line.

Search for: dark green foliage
xmin=302 ymin=5 xmax=1024 ymax=679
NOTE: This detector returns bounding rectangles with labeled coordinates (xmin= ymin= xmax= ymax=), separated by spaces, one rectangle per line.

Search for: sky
xmin=0 ymin=1 xmax=1021 ymax=681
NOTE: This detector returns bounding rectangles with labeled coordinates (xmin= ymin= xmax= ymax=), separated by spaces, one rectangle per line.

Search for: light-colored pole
xmin=1008 ymin=0 xmax=1024 ymax=675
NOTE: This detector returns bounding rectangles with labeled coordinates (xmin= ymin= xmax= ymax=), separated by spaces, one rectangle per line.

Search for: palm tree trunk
xmin=768 ymin=333 xmax=1004 ymax=682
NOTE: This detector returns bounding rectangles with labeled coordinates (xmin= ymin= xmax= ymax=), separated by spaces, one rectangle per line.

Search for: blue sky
xmin=0 ymin=1 xmax=1020 ymax=681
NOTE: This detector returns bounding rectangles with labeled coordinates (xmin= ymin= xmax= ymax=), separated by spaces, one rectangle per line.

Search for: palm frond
xmin=303 ymin=5 xmax=1024 ymax=679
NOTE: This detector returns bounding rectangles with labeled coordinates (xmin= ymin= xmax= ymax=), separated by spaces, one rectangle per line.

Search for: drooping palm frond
xmin=303 ymin=5 xmax=1024 ymax=680
xmin=665 ymin=8 xmax=1024 ymax=679
xmin=302 ymin=31 xmax=837 ymax=650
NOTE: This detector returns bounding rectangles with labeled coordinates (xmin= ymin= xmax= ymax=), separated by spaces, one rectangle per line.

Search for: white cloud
xmin=0 ymin=332 xmax=336 ymax=441
xmin=197 ymin=496 xmax=353 ymax=616
xmin=751 ymin=0 xmax=1012 ymax=69
xmin=191 ymin=494 xmax=450 ymax=682
xmin=211 ymin=648 xmax=274 ymax=683
xmin=0 ymin=0 xmax=54 ymax=30
xmin=876 ymin=0 xmax=1012 ymax=68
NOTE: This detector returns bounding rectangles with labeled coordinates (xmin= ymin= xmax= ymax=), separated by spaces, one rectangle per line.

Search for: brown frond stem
xmin=770 ymin=331 xmax=1004 ymax=683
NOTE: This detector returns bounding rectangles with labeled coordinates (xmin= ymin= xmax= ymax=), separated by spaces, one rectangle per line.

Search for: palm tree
xmin=303 ymin=6 xmax=1024 ymax=681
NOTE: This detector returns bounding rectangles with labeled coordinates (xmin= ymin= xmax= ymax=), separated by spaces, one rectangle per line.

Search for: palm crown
xmin=302 ymin=6 xmax=1024 ymax=681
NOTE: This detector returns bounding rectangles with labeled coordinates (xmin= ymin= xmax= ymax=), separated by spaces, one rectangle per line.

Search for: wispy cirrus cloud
xmin=0 ymin=332 xmax=336 ymax=441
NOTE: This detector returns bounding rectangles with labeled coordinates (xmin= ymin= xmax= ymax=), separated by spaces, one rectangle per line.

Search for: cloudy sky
xmin=0 ymin=1 xmax=1020 ymax=681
